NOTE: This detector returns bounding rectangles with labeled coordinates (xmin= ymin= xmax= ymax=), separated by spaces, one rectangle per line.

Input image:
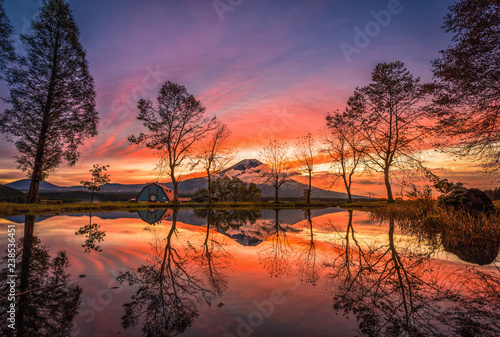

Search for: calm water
xmin=0 ymin=208 xmax=499 ymax=337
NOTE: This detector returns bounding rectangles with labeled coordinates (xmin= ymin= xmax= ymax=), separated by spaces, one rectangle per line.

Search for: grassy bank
xmin=343 ymin=199 xmax=500 ymax=211
xmin=0 ymin=200 xmax=341 ymax=217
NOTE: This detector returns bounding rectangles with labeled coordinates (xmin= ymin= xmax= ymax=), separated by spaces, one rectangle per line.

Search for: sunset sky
xmin=0 ymin=0 xmax=495 ymax=196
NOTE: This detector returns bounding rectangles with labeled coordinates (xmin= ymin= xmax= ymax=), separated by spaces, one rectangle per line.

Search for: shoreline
xmin=0 ymin=201 xmax=350 ymax=217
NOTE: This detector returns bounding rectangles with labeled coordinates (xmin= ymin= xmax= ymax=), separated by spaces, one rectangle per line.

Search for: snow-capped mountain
xmin=5 ymin=159 xmax=369 ymax=200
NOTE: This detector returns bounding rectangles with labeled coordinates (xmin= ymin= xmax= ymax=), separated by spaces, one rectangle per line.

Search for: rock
xmin=438 ymin=188 xmax=494 ymax=215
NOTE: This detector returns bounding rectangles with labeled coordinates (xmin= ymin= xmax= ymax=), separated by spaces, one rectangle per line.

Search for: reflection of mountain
xmin=5 ymin=160 xmax=371 ymax=199
xmin=220 ymin=232 xmax=263 ymax=246
xmin=199 ymin=207 xmax=343 ymax=247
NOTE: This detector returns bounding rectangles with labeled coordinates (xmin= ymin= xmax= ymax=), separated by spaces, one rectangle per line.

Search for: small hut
xmin=136 ymin=183 xmax=174 ymax=203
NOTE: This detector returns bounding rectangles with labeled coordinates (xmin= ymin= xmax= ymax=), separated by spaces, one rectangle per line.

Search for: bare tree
xmin=129 ymin=81 xmax=216 ymax=202
xmin=345 ymin=62 xmax=431 ymax=202
xmin=195 ymin=122 xmax=235 ymax=204
xmin=324 ymin=112 xmax=365 ymax=203
xmin=0 ymin=0 xmax=99 ymax=203
xmin=294 ymin=133 xmax=319 ymax=203
xmin=260 ymin=140 xmax=291 ymax=203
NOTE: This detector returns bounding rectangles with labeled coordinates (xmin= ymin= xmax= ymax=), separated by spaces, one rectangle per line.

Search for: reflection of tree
xmin=296 ymin=209 xmax=320 ymax=285
xmin=325 ymin=210 xmax=373 ymax=294
xmin=328 ymin=213 xmax=500 ymax=337
xmin=0 ymin=215 xmax=82 ymax=336
xmin=193 ymin=208 xmax=260 ymax=231
xmin=192 ymin=209 xmax=233 ymax=297
xmin=258 ymin=209 xmax=292 ymax=278
xmin=118 ymin=209 xmax=232 ymax=337
xmin=75 ymin=213 xmax=106 ymax=253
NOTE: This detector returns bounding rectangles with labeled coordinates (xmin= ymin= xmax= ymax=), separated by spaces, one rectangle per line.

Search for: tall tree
xmin=80 ymin=164 xmax=110 ymax=203
xmin=0 ymin=0 xmax=98 ymax=203
xmin=345 ymin=61 xmax=431 ymax=202
xmin=195 ymin=122 xmax=235 ymax=204
xmin=260 ymin=140 xmax=291 ymax=203
xmin=0 ymin=0 xmax=15 ymax=80
xmin=129 ymin=81 xmax=216 ymax=202
xmin=293 ymin=133 xmax=319 ymax=203
xmin=325 ymin=112 xmax=365 ymax=203
xmin=432 ymin=0 xmax=500 ymax=171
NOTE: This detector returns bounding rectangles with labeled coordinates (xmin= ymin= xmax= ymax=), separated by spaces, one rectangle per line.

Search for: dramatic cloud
xmin=2 ymin=0 xmax=484 ymax=192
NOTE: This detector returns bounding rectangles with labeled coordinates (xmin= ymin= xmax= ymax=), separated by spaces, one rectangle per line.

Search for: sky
xmin=0 ymin=0 xmax=495 ymax=197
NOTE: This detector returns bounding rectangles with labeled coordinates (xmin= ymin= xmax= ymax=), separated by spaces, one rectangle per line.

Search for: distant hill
xmin=0 ymin=184 xmax=26 ymax=203
xmin=5 ymin=159 xmax=371 ymax=200
xmin=6 ymin=179 xmax=63 ymax=191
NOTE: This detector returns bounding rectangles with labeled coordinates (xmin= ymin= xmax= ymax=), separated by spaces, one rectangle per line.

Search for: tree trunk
xmin=207 ymin=170 xmax=212 ymax=205
xmin=384 ymin=169 xmax=394 ymax=203
xmin=307 ymin=172 xmax=312 ymax=203
xmin=173 ymin=181 xmax=178 ymax=203
xmin=27 ymin=27 xmax=60 ymax=204
xmin=17 ymin=215 xmax=36 ymax=336
xmin=343 ymin=175 xmax=353 ymax=203
xmin=171 ymin=167 xmax=178 ymax=203
xmin=275 ymin=185 xmax=279 ymax=203
xmin=307 ymin=209 xmax=313 ymax=243
xmin=27 ymin=179 xmax=40 ymax=203
xmin=90 ymin=190 xmax=95 ymax=203
xmin=204 ymin=209 xmax=212 ymax=247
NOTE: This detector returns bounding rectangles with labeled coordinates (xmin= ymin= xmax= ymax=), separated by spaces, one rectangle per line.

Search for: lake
xmin=1 ymin=207 xmax=499 ymax=337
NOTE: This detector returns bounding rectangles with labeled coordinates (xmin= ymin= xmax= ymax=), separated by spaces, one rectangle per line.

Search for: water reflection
xmin=258 ymin=209 xmax=293 ymax=278
xmin=138 ymin=208 xmax=174 ymax=225
xmin=75 ymin=213 xmax=106 ymax=253
xmin=0 ymin=208 xmax=498 ymax=337
xmin=326 ymin=213 xmax=500 ymax=337
xmin=441 ymin=226 xmax=500 ymax=265
xmin=118 ymin=209 xmax=233 ymax=336
xmin=0 ymin=215 xmax=81 ymax=336
xmin=296 ymin=209 xmax=320 ymax=285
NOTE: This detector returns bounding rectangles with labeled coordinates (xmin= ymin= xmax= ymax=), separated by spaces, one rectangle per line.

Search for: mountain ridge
xmin=4 ymin=159 xmax=370 ymax=199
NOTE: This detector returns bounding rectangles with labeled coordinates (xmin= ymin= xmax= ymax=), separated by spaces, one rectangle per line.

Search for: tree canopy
xmin=0 ymin=0 xmax=98 ymax=203
xmin=432 ymin=0 xmax=500 ymax=171
xmin=0 ymin=0 xmax=15 ymax=80
xmin=344 ymin=61 xmax=431 ymax=202
xmin=129 ymin=81 xmax=216 ymax=202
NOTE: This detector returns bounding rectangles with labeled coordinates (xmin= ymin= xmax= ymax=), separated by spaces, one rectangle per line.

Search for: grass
xmin=340 ymin=200 xmax=408 ymax=211
xmin=0 ymin=200 xmax=342 ymax=217
xmin=365 ymin=199 xmax=500 ymax=257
